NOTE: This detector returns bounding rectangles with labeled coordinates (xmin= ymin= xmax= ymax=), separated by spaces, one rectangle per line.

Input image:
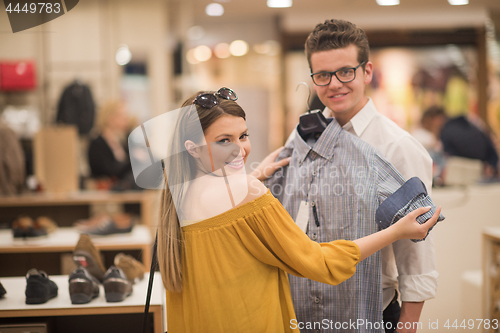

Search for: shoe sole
xmin=26 ymin=293 xmax=57 ymax=304
xmin=73 ymin=250 xmax=105 ymax=281
xmin=26 ymin=296 xmax=47 ymax=304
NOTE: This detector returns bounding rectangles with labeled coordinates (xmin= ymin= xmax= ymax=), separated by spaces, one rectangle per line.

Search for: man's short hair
xmin=305 ymin=19 xmax=370 ymax=70
xmin=421 ymin=105 xmax=447 ymax=125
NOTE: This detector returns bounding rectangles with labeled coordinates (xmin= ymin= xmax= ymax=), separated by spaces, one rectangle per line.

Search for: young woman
xmin=156 ymin=88 xmax=441 ymax=333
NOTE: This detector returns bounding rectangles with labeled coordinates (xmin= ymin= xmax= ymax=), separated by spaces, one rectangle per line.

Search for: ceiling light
xmin=267 ymin=0 xmax=292 ymax=8
xmin=375 ymin=0 xmax=399 ymax=5
xmin=253 ymin=40 xmax=280 ymax=55
xmin=229 ymin=40 xmax=249 ymax=57
xmin=447 ymin=0 xmax=468 ymax=5
xmin=214 ymin=43 xmax=231 ymax=59
xmin=206 ymin=3 xmax=224 ymax=16
xmin=193 ymin=45 xmax=212 ymax=62
xmin=186 ymin=49 xmax=200 ymax=65
xmin=115 ymin=45 xmax=132 ymax=66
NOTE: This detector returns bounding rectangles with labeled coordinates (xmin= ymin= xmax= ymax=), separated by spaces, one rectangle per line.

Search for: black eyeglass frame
xmin=193 ymin=87 xmax=238 ymax=109
xmin=310 ymin=61 xmax=367 ymax=86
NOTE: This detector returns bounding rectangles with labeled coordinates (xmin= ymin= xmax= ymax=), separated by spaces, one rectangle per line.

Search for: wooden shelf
xmin=0 ymin=272 xmax=165 ymax=333
xmin=0 ymin=226 xmax=153 ymax=279
xmin=0 ymin=191 xmax=153 ymax=207
xmin=0 ymin=190 xmax=157 ymax=228
xmin=0 ymin=225 xmax=152 ymax=254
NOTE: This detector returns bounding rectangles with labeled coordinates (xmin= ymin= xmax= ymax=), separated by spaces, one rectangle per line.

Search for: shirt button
xmin=311 ymin=233 xmax=317 ymax=241
xmin=314 ymin=297 xmax=320 ymax=304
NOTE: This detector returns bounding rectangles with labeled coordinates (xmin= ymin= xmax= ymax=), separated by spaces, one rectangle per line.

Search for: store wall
xmin=0 ymin=0 xmax=170 ymax=126
xmin=175 ymin=16 xmax=284 ymax=160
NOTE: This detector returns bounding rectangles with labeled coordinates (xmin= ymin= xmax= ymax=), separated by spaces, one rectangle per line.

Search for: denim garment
xmin=375 ymin=177 xmax=445 ymax=242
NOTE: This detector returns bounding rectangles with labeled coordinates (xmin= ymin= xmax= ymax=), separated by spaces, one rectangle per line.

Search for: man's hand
xmin=396 ymin=301 xmax=424 ymax=333
xmin=250 ymin=147 xmax=291 ymax=181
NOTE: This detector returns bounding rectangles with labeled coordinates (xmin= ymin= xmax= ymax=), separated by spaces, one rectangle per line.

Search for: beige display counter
xmin=418 ymin=183 xmax=500 ymax=333
xmin=483 ymin=227 xmax=500 ymax=333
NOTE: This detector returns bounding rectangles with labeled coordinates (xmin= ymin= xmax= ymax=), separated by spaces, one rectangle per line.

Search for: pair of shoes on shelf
xmin=68 ymin=265 xmax=134 ymax=304
xmin=75 ymin=213 xmax=135 ymax=236
xmin=25 ymin=269 xmax=58 ymax=304
xmin=12 ymin=216 xmax=58 ymax=239
xmin=72 ymin=234 xmax=146 ymax=283
xmin=72 ymin=234 xmax=145 ymax=303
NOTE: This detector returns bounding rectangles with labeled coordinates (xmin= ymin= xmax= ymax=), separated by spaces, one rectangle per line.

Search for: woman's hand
xmin=354 ymin=206 xmax=442 ymax=261
xmin=391 ymin=206 xmax=441 ymax=241
xmin=250 ymin=147 xmax=291 ymax=181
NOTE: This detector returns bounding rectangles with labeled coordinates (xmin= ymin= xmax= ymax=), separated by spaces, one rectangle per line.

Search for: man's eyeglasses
xmin=193 ymin=87 xmax=238 ymax=109
xmin=310 ymin=62 xmax=366 ymax=86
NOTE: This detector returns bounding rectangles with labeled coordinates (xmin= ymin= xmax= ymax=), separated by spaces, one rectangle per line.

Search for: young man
xmin=266 ymin=19 xmax=437 ymax=333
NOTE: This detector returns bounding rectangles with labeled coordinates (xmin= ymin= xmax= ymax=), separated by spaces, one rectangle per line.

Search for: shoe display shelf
xmin=0 ymin=272 xmax=166 ymax=333
xmin=0 ymin=225 xmax=153 ymax=277
xmin=0 ymin=190 xmax=157 ymax=277
xmin=483 ymin=227 xmax=500 ymax=333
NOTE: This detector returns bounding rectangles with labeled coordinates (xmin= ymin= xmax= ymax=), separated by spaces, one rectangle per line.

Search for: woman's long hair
xmin=157 ymin=91 xmax=246 ymax=292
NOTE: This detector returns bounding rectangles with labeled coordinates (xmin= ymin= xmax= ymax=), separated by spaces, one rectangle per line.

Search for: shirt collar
xmin=323 ymin=98 xmax=376 ymax=137
xmin=343 ymin=98 xmax=376 ymax=137
xmin=290 ymin=118 xmax=343 ymax=163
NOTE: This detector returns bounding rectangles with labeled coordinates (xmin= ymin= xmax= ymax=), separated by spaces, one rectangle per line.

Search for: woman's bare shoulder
xmin=243 ymin=175 xmax=269 ymax=201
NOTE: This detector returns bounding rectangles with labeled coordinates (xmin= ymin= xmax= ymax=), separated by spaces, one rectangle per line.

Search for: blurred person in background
xmin=78 ymin=101 xmax=139 ymax=235
xmin=440 ymin=113 xmax=499 ymax=180
xmin=88 ymin=100 xmax=139 ymax=191
xmin=412 ymin=106 xmax=447 ymax=153
xmin=412 ymin=106 xmax=448 ymax=186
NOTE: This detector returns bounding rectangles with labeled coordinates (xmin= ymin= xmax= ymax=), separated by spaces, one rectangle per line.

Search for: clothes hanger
xmin=296 ymin=82 xmax=330 ymax=140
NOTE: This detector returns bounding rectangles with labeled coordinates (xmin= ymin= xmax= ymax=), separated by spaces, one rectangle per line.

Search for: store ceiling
xmin=190 ymin=0 xmax=500 ymax=31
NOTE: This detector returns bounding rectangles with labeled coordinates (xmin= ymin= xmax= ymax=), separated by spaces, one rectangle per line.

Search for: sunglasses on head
xmin=193 ymin=87 xmax=238 ymax=109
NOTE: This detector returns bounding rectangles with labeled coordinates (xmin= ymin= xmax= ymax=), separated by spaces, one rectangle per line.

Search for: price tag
xmin=295 ymin=200 xmax=309 ymax=233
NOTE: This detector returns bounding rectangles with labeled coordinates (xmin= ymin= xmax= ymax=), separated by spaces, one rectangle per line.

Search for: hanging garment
xmin=56 ymin=81 xmax=95 ymax=135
